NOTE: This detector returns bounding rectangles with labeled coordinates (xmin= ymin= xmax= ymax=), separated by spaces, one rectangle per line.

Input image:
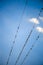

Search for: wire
xmin=20 ymin=34 xmax=40 ymax=65
xmin=38 ymin=8 xmax=43 ymax=18
xmin=14 ymin=24 xmax=35 ymax=65
xmin=6 ymin=0 xmax=28 ymax=65
xmin=20 ymin=8 xmax=43 ymax=65
xmin=14 ymin=8 xmax=43 ymax=65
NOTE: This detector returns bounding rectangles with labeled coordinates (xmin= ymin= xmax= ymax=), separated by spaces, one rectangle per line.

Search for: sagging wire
xmin=14 ymin=8 xmax=43 ymax=65
xmin=6 ymin=0 xmax=28 ymax=65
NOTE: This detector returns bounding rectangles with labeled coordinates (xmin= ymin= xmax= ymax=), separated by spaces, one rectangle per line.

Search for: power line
xmin=14 ymin=8 xmax=43 ymax=65
xmin=20 ymin=34 xmax=40 ymax=65
xmin=6 ymin=0 xmax=28 ymax=65
xmin=14 ymin=24 xmax=35 ymax=65
xmin=38 ymin=8 xmax=43 ymax=18
xmin=20 ymin=8 xmax=43 ymax=65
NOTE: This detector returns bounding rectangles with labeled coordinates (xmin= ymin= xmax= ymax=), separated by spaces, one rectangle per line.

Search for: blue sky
xmin=0 ymin=0 xmax=43 ymax=65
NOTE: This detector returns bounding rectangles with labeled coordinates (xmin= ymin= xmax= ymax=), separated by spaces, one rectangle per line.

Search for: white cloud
xmin=36 ymin=26 xmax=43 ymax=33
xmin=29 ymin=18 xmax=39 ymax=24
xmin=39 ymin=16 xmax=43 ymax=21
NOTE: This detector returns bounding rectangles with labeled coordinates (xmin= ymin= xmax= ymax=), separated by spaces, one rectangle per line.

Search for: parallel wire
xmin=6 ymin=0 xmax=28 ymax=65
xmin=20 ymin=34 xmax=40 ymax=65
xmin=14 ymin=8 xmax=43 ymax=65
xmin=14 ymin=24 xmax=34 ymax=65
xmin=20 ymin=8 xmax=43 ymax=65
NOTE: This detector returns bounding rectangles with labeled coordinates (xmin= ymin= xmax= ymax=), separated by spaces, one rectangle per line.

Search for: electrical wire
xmin=20 ymin=8 xmax=43 ymax=65
xmin=20 ymin=34 xmax=40 ymax=65
xmin=6 ymin=0 xmax=28 ymax=65
xmin=14 ymin=8 xmax=43 ymax=65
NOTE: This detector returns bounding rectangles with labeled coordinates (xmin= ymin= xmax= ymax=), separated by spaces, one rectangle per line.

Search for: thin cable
xmin=14 ymin=24 xmax=35 ymax=65
xmin=38 ymin=8 xmax=43 ymax=18
xmin=20 ymin=8 xmax=43 ymax=65
xmin=6 ymin=0 xmax=28 ymax=65
xmin=20 ymin=34 xmax=40 ymax=65
xmin=14 ymin=8 xmax=43 ymax=65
